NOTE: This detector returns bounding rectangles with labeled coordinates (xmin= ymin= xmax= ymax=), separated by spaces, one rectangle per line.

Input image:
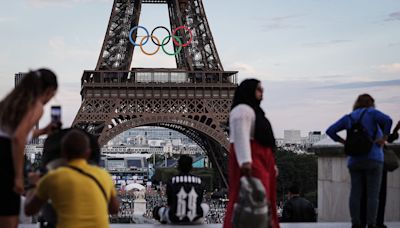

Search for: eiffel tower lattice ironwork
xmin=72 ymin=0 xmax=238 ymax=187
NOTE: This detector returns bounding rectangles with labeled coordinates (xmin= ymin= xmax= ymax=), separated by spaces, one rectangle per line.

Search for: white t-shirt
xmin=229 ymin=104 xmax=255 ymax=166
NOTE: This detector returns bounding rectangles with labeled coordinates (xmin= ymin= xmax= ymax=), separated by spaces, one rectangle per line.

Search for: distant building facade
xmin=284 ymin=130 xmax=302 ymax=145
xmin=15 ymin=72 xmax=40 ymax=144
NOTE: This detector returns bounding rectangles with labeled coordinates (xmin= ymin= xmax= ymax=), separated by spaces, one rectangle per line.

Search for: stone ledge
xmin=310 ymin=144 xmax=400 ymax=157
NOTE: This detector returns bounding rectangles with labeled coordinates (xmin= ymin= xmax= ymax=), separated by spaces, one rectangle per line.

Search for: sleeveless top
xmin=0 ymin=128 xmax=33 ymax=143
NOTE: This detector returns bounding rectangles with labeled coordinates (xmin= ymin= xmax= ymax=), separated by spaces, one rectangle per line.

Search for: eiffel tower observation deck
xmin=72 ymin=0 xmax=238 ymax=187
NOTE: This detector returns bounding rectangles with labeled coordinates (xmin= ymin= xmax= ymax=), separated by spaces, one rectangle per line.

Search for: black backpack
xmin=344 ymin=109 xmax=375 ymax=156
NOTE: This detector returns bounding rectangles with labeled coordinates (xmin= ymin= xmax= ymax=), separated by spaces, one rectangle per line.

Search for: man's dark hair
xmin=177 ymin=155 xmax=193 ymax=173
xmin=62 ymin=129 xmax=90 ymax=159
xmin=289 ymin=185 xmax=300 ymax=195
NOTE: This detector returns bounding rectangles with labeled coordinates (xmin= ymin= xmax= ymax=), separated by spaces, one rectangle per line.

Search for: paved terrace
xmin=19 ymin=223 xmax=400 ymax=228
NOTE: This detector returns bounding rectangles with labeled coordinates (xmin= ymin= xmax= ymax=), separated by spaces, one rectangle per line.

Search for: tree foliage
xmin=275 ymin=148 xmax=318 ymax=206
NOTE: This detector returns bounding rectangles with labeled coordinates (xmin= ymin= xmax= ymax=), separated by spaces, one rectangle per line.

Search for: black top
xmin=231 ymin=79 xmax=276 ymax=149
xmin=281 ymin=196 xmax=316 ymax=223
xmin=166 ymin=173 xmax=204 ymax=223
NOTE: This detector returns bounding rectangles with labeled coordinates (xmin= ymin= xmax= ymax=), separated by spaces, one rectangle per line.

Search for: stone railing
xmin=311 ymin=140 xmax=400 ymax=222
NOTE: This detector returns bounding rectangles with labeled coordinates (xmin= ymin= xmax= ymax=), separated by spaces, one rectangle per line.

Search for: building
xmin=101 ymin=146 xmax=163 ymax=155
xmin=106 ymin=126 xmax=205 ymax=155
xmin=115 ymin=126 xmax=198 ymax=145
xmin=307 ymin=131 xmax=326 ymax=145
xmin=100 ymin=155 xmax=150 ymax=189
xmin=15 ymin=72 xmax=25 ymax=87
xmin=24 ymin=144 xmax=44 ymax=162
xmin=284 ymin=130 xmax=302 ymax=145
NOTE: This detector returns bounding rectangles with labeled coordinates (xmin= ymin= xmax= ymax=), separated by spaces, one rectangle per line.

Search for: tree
xmin=275 ymin=148 xmax=317 ymax=207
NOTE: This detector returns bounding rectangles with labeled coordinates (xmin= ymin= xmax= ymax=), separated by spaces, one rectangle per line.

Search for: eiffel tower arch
xmin=72 ymin=0 xmax=237 ymax=187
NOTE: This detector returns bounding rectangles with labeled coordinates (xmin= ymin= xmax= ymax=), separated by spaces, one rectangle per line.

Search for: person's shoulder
xmin=47 ymin=167 xmax=66 ymax=177
xmin=38 ymin=169 xmax=61 ymax=186
xmin=90 ymin=165 xmax=111 ymax=177
xmin=230 ymin=104 xmax=255 ymax=118
xmin=232 ymin=104 xmax=254 ymax=113
xmin=367 ymin=107 xmax=387 ymax=116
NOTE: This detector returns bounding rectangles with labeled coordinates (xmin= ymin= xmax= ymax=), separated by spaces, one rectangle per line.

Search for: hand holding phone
xmin=50 ymin=106 xmax=62 ymax=131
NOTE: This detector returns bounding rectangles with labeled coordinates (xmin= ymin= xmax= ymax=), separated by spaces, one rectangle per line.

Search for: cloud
xmin=378 ymin=63 xmax=400 ymax=73
xmin=303 ymin=39 xmax=352 ymax=48
xmin=229 ymin=63 xmax=258 ymax=76
xmin=260 ymin=14 xmax=305 ymax=31
xmin=313 ymin=79 xmax=400 ymax=90
xmin=260 ymin=79 xmax=400 ymax=137
xmin=385 ymin=11 xmax=400 ymax=21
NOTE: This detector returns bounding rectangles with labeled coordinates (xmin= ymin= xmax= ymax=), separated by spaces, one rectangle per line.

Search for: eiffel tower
xmin=72 ymin=0 xmax=237 ymax=187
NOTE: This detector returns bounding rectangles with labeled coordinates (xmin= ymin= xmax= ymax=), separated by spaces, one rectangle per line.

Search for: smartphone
xmin=51 ymin=105 xmax=62 ymax=123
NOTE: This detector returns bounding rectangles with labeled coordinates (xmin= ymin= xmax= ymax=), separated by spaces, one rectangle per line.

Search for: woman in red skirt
xmin=223 ymin=79 xmax=280 ymax=228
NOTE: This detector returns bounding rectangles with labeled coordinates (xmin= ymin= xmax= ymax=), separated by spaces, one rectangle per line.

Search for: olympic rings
xmin=140 ymin=35 xmax=160 ymax=56
xmin=172 ymin=26 xmax=193 ymax=47
xmin=151 ymin=26 xmax=170 ymax=47
xmin=128 ymin=25 xmax=192 ymax=56
xmin=129 ymin=26 xmax=149 ymax=46
xmin=162 ymin=36 xmax=182 ymax=56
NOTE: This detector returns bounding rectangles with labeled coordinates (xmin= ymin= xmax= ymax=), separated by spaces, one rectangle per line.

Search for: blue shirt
xmin=326 ymin=107 xmax=392 ymax=166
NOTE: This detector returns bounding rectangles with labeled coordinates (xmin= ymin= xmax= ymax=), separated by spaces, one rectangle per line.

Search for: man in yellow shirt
xmin=25 ymin=129 xmax=119 ymax=228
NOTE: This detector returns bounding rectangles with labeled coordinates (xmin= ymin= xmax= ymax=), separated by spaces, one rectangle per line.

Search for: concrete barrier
xmin=312 ymin=138 xmax=400 ymax=222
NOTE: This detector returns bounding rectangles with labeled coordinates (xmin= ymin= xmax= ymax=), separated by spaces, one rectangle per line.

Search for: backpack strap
xmin=349 ymin=108 xmax=379 ymax=140
xmin=65 ymin=165 xmax=108 ymax=203
xmin=349 ymin=108 xmax=368 ymax=124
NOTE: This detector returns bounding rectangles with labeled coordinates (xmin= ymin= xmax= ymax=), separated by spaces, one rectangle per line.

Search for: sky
xmin=0 ymin=0 xmax=399 ymax=138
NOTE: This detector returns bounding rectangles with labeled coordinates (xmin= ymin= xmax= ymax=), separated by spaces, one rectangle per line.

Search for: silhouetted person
xmin=327 ymin=94 xmax=392 ymax=228
xmin=153 ymin=155 xmax=209 ymax=224
xmin=361 ymin=121 xmax=400 ymax=228
xmin=280 ymin=185 xmax=316 ymax=223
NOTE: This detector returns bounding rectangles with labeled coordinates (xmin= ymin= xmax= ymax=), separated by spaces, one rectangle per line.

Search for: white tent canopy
xmin=125 ymin=183 xmax=145 ymax=191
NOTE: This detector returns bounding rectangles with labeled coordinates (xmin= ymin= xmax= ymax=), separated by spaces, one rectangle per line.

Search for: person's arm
xmin=12 ymin=103 xmax=43 ymax=194
xmin=107 ymin=175 xmax=119 ymax=214
xmin=230 ymin=106 xmax=255 ymax=175
xmin=388 ymin=121 xmax=400 ymax=143
xmin=373 ymin=110 xmax=393 ymax=146
xmin=307 ymin=202 xmax=317 ymax=222
xmin=31 ymin=122 xmax=58 ymax=138
xmin=281 ymin=201 xmax=292 ymax=223
xmin=24 ymin=172 xmax=47 ymax=216
xmin=326 ymin=115 xmax=348 ymax=144
xmin=108 ymin=195 xmax=119 ymax=215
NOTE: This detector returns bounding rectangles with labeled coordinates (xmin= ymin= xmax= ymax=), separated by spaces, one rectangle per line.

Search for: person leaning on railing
xmin=326 ymin=94 xmax=392 ymax=228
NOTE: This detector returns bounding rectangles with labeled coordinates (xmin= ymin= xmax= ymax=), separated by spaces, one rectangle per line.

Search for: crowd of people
xmin=0 ymin=69 xmax=399 ymax=228
xmin=108 ymin=178 xmax=228 ymax=224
